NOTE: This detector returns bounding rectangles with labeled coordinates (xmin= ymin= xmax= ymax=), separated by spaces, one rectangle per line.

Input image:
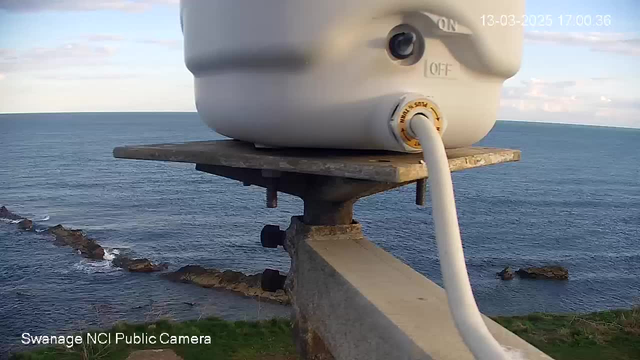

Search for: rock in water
xmin=5 ymin=211 xmax=166 ymax=272
xmin=113 ymin=256 xmax=168 ymax=272
xmin=0 ymin=206 xmax=24 ymax=220
xmin=48 ymin=225 xmax=105 ymax=260
xmin=0 ymin=207 xmax=35 ymax=231
xmin=516 ymin=266 xmax=569 ymax=280
xmin=125 ymin=259 xmax=167 ymax=272
xmin=163 ymin=265 xmax=290 ymax=305
xmin=496 ymin=267 xmax=515 ymax=280
xmin=17 ymin=219 xmax=34 ymax=231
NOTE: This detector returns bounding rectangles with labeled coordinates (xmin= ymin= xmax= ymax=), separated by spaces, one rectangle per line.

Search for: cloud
xmin=0 ymin=0 xmax=178 ymax=13
xmin=501 ymin=78 xmax=609 ymax=102
xmin=22 ymin=43 xmax=117 ymax=60
xmin=36 ymin=73 xmax=139 ymax=80
xmin=0 ymin=48 xmax=18 ymax=60
xmin=77 ymin=35 xmax=181 ymax=49
xmin=80 ymin=34 xmax=183 ymax=49
xmin=500 ymin=77 xmax=640 ymax=128
xmin=136 ymin=39 xmax=182 ymax=50
xmin=525 ymin=31 xmax=640 ymax=56
xmin=0 ymin=72 xmax=5 ymax=80
xmin=85 ymin=34 xmax=125 ymax=42
xmin=0 ymin=43 xmax=119 ymax=73
xmin=0 ymin=35 xmax=183 ymax=81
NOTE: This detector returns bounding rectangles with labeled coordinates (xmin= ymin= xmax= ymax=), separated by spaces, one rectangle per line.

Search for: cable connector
xmin=389 ymin=94 xmax=445 ymax=153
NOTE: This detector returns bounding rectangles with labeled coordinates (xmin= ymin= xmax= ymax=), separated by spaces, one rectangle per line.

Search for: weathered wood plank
xmin=114 ymin=140 xmax=520 ymax=183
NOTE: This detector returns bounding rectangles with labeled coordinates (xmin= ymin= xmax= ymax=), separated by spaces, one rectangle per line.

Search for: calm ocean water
xmin=1 ymin=113 xmax=639 ymax=355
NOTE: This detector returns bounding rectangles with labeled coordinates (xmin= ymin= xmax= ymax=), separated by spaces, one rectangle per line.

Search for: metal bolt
xmin=261 ymin=269 xmax=287 ymax=292
xmin=262 ymin=170 xmax=281 ymax=209
xmin=261 ymin=224 xmax=286 ymax=248
xmin=266 ymin=184 xmax=278 ymax=208
xmin=416 ymin=178 xmax=426 ymax=206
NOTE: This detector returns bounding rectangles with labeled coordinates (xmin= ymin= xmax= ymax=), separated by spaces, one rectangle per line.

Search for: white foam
xmin=72 ymin=259 xmax=119 ymax=274
xmin=102 ymin=248 xmax=119 ymax=261
xmin=0 ymin=218 xmax=23 ymax=224
xmin=38 ymin=215 xmax=50 ymax=221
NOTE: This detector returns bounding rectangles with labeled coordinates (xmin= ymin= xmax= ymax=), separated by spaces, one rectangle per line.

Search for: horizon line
xmin=0 ymin=111 xmax=638 ymax=130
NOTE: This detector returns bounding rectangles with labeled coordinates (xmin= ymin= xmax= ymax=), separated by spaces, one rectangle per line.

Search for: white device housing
xmin=181 ymin=0 xmax=524 ymax=152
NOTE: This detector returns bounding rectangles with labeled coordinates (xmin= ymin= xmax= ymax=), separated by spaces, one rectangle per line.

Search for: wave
xmin=1 ymin=215 xmax=48 ymax=223
xmin=102 ymin=248 xmax=121 ymax=261
xmin=2 ymin=218 xmax=23 ymax=224
xmin=72 ymin=258 xmax=120 ymax=275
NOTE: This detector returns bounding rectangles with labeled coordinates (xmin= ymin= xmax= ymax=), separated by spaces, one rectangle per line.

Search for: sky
xmin=0 ymin=0 xmax=638 ymax=129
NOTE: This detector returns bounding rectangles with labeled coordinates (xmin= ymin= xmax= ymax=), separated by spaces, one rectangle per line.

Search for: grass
xmin=11 ymin=308 xmax=640 ymax=360
xmin=493 ymin=307 xmax=640 ymax=360
xmin=9 ymin=318 xmax=297 ymax=360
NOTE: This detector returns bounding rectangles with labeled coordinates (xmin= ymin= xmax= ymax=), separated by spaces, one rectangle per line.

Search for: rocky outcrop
xmin=2 ymin=207 xmax=286 ymax=307
xmin=516 ymin=266 xmax=569 ymax=280
xmin=113 ymin=256 xmax=168 ymax=273
xmin=496 ymin=267 xmax=515 ymax=280
xmin=48 ymin=225 xmax=105 ymax=260
xmin=3 ymin=207 xmax=169 ymax=274
xmin=163 ymin=265 xmax=290 ymax=305
xmin=1 ymin=206 xmax=34 ymax=231
xmin=0 ymin=206 xmax=24 ymax=221
xmin=17 ymin=219 xmax=34 ymax=231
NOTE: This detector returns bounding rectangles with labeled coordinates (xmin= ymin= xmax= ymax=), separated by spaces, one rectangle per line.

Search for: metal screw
xmin=416 ymin=178 xmax=426 ymax=206
xmin=262 ymin=170 xmax=281 ymax=209
xmin=266 ymin=184 xmax=278 ymax=208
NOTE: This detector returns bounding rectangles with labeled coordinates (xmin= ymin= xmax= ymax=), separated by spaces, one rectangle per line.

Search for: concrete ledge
xmin=286 ymin=217 xmax=553 ymax=360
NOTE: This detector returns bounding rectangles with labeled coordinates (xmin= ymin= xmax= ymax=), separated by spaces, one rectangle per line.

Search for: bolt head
xmin=261 ymin=224 xmax=285 ymax=248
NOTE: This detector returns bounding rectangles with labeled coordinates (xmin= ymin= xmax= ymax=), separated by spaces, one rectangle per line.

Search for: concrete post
xmin=284 ymin=216 xmax=553 ymax=360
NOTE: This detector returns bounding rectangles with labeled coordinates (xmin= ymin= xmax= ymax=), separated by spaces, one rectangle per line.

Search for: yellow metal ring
xmin=396 ymin=99 xmax=443 ymax=150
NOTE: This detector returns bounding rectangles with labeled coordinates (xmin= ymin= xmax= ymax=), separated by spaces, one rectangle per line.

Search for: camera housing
xmin=181 ymin=0 xmax=524 ymax=152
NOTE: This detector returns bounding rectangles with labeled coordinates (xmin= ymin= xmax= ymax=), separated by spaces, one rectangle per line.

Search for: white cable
xmin=410 ymin=114 xmax=510 ymax=360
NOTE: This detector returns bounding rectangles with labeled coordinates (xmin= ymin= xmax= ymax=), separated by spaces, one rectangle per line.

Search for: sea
xmin=1 ymin=113 xmax=639 ymax=356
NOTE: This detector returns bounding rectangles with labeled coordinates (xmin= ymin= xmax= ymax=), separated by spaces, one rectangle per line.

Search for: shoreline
xmin=1 ymin=206 xmax=287 ymax=304
xmin=2 ymin=205 xmax=638 ymax=359
xmin=1 ymin=205 xmax=570 ymax=307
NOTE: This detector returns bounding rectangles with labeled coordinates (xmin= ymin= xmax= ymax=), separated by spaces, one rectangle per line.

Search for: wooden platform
xmin=113 ymin=140 xmax=520 ymax=183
